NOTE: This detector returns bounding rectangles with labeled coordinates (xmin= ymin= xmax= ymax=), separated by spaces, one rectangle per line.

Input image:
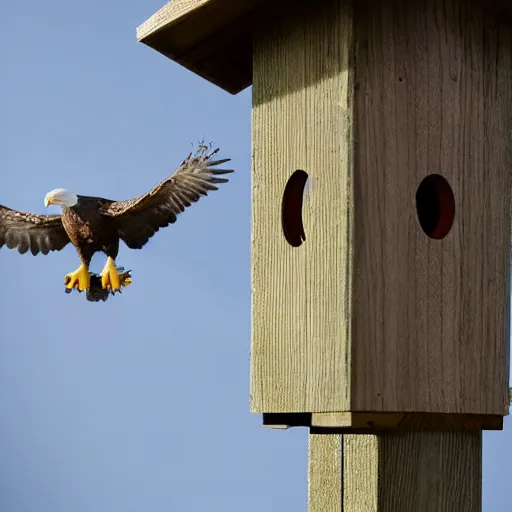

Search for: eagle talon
xmin=100 ymin=256 xmax=123 ymax=292
xmin=64 ymin=264 xmax=90 ymax=292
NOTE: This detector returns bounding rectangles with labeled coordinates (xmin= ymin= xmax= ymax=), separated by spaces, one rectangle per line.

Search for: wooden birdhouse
xmin=137 ymin=0 xmax=511 ymax=432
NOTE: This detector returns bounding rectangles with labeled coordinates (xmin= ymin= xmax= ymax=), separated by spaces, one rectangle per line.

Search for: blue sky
xmin=0 ymin=1 xmax=509 ymax=510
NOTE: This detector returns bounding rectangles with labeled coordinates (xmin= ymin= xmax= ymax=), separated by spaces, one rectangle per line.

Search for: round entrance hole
xmin=281 ymin=170 xmax=309 ymax=247
xmin=415 ymin=174 xmax=455 ymax=239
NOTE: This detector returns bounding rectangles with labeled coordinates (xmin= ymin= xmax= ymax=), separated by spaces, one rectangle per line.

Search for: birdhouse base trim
xmin=262 ymin=412 xmax=504 ymax=433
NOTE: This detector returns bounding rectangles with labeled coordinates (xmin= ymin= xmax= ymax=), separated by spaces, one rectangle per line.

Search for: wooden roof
xmin=136 ymin=0 xmax=265 ymax=95
xmin=136 ymin=0 xmax=512 ymax=95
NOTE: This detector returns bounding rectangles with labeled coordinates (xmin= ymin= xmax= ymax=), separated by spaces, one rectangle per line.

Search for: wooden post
xmin=308 ymin=435 xmax=342 ymax=510
xmin=136 ymin=1 xmax=512 ymax=510
xmin=309 ymin=432 xmax=482 ymax=511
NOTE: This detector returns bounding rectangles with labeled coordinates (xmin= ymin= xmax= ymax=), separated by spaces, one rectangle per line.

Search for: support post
xmin=308 ymin=435 xmax=342 ymax=511
xmin=309 ymin=432 xmax=482 ymax=512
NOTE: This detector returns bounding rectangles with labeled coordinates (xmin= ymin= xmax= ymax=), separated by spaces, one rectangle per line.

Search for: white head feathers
xmin=44 ymin=188 xmax=78 ymax=208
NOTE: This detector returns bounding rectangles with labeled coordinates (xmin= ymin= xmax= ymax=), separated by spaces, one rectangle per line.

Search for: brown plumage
xmin=0 ymin=144 xmax=233 ymax=301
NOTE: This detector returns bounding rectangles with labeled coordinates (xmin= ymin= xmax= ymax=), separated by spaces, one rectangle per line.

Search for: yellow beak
xmin=45 ymin=197 xmax=54 ymax=207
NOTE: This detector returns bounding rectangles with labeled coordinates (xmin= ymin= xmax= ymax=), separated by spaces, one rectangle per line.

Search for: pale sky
xmin=0 ymin=1 xmax=510 ymax=511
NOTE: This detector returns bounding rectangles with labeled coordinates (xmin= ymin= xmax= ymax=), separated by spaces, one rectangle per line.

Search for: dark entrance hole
xmin=282 ymin=170 xmax=309 ymax=247
xmin=415 ymin=174 xmax=455 ymax=239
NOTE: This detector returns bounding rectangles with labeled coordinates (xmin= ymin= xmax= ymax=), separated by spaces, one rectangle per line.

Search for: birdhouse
xmin=137 ymin=0 xmax=511 ymax=431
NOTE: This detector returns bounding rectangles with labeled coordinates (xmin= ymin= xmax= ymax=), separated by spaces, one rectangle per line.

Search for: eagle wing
xmin=100 ymin=145 xmax=233 ymax=249
xmin=0 ymin=206 xmax=70 ymax=255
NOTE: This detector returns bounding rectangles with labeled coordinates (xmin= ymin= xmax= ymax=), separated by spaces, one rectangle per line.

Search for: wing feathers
xmin=101 ymin=145 xmax=233 ymax=249
xmin=0 ymin=206 xmax=70 ymax=256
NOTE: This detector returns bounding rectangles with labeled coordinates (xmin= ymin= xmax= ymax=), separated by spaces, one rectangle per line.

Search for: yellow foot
xmin=100 ymin=257 xmax=128 ymax=292
xmin=64 ymin=264 xmax=91 ymax=292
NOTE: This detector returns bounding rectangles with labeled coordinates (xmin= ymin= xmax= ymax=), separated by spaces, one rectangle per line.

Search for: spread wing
xmin=0 ymin=206 xmax=70 ymax=255
xmin=100 ymin=145 xmax=233 ymax=249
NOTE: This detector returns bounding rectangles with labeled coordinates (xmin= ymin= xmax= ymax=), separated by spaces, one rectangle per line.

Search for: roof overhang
xmin=136 ymin=0 xmax=512 ymax=95
xmin=136 ymin=0 xmax=265 ymax=95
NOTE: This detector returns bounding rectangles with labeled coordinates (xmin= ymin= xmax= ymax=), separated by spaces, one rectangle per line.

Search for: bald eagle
xmin=0 ymin=145 xmax=233 ymax=300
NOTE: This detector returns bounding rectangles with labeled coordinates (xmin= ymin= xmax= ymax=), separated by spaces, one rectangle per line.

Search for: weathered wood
xmin=137 ymin=0 xmax=210 ymax=42
xmin=135 ymin=0 xmax=512 ymax=94
xmin=251 ymin=0 xmax=512 ymax=419
xmin=262 ymin=412 xmax=503 ymax=431
xmin=136 ymin=0 xmax=263 ymax=94
xmin=310 ymin=412 xmax=503 ymax=432
xmin=308 ymin=435 xmax=342 ymax=511
xmin=251 ymin=0 xmax=354 ymax=414
xmin=350 ymin=0 xmax=512 ymax=417
xmin=309 ymin=432 xmax=482 ymax=512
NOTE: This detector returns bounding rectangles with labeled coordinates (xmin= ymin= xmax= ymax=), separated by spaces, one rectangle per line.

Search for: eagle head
xmin=44 ymin=188 xmax=78 ymax=208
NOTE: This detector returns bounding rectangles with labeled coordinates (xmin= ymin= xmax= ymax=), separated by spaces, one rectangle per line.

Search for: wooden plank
xmin=308 ymin=434 xmax=342 ymax=511
xmin=251 ymin=3 xmax=309 ymax=412
xmin=136 ymin=0 xmax=211 ymax=42
xmin=136 ymin=0 xmax=263 ymax=94
xmin=310 ymin=412 xmax=503 ymax=432
xmin=309 ymin=432 xmax=482 ymax=512
xmin=260 ymin=412 xmax=503 ymax=431
xmin=250 ymin=0 xmax=354 ymax=413
xmin=351 ymin=0 xmax=512 ymax=416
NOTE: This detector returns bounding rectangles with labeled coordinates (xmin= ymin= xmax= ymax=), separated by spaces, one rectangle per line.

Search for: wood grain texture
xmin=136 ymin=0 xmax=262 ymax=94
xmin=310 ymin=412 xmax=503 ymax=432
xmin=136 ymin=0 xmax=512 ymax=94
xmin=250 ymin=0 xmax=511 ymax=418
xmin=136 ymin=0 xmax=211 ymax=42
xmin=308 ymin=434 xmax=342 ymax=511
xmin=309 ymin=432 xmax=482 ymax=512
xmin=351 ymin=0 xmax=512 ymax=415
xmin=261 ymin=411 xmax=502 ymax=431
xmin=345 ymin=431 xmax=482 ymax=512
xmin=251 ymin=0 xmax=354 ymax=413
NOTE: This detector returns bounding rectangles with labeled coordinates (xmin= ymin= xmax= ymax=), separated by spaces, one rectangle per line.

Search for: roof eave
xmin=136 ymin=0 xmax=512 ymax=95
xmin=136 ymin=0 xmax=264 ymax=95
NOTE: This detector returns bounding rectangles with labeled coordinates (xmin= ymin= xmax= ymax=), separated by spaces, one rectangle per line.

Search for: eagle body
xmin=0 ymin=145 xmax=233 ymax=301
xmin=60 ymin=198 xmax=120 ymax=265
